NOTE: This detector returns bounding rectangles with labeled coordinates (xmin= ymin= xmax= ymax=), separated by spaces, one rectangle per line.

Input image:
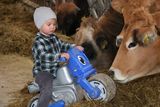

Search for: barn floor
xmin=0 ymin=0 xmax=160 ymax=107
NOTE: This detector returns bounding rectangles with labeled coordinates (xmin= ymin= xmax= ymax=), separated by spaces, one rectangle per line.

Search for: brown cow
xmin=113 ymin=0 xmax=160 ymax=47
xmin=55 ymin=2 xmax=81 ymax=36
xmin=109 ymin=1 xmax=160 ymax=83
xmin=55 ymin=1 xmax=89 ymax=36
xmin=75 ymin=7 xmax=124 ymax=70
xmin=111 ymin=0 xmax=160 ymax=14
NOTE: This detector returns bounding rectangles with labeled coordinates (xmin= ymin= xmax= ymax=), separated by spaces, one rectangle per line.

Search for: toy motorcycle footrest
xmin=28 ymin=81 xmax=40 ymax=94
xmin=77 ymin=68 xmax=96 ymax=79
xmin=48 ymin=100 xmax=65 ymax=107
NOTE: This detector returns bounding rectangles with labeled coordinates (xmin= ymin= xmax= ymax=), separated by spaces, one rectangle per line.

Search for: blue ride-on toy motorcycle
xmin=27 ymin=47 xmax=116 ymax=107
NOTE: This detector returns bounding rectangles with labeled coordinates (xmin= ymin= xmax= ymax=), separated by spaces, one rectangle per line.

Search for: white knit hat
xmin=33 ymin=7 xmax=57 ymax=29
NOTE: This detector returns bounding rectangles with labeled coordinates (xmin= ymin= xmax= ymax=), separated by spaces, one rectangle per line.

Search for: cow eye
xmin=116 ymin=36 xmax=123 ymax=47
xmin=128 ymin=42 xmax=137 ymax=48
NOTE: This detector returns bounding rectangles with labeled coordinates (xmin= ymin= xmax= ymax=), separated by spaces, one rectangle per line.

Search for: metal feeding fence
xmin=22 ymin=0 xmax=111 ymax=18
xmin=87 ymin=0 xmax=111 ymax=18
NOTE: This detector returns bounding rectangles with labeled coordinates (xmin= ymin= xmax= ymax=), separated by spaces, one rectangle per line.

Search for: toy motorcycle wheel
xmin=84 ymin=73 xmax=116 ymax=102
xmin=27 ymin=94 xmax=39 ymax=107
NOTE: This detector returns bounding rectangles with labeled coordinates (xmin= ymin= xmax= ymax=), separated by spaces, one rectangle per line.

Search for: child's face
xmin=40 ymin=18 xmax=57 ymax=35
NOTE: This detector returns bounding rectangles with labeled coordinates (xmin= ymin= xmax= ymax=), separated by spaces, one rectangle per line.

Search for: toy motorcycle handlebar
xmin=58 ymin=57 xmax=67 ymax=62
xmin=58 ymin=47 xmax=84 ymax=62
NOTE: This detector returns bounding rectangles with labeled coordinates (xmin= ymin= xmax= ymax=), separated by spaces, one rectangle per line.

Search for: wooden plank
xmin=22 ymin=0 xmax=39 ymax=8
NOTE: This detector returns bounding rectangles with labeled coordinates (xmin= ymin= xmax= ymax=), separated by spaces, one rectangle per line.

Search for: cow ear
xmin=141 ymin=32 xmax=157 ymax=46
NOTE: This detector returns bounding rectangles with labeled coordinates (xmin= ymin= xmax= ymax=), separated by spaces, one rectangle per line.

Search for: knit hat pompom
xmin=33 ymin=7 xmax=57 ymax=29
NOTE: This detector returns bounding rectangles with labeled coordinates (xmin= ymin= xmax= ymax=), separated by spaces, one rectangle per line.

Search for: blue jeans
xmin=35 ymin=72 xmax=54 ymax=107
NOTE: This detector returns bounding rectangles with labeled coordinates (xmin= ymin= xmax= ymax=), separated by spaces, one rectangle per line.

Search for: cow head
xmin=55 ymin=2 xmax=81 ymax=36
xmin=109 ymin=7 xmax=160 ymax=83
xmin=116 ymin=7 xmax=159 ymax=46
xmin=75 ymin=17 xmax=97 ymax=45
xmin=74 ymin=17 xmax=99 ymax=60
xmin=75 ymin=8 xmax=124 ymax=70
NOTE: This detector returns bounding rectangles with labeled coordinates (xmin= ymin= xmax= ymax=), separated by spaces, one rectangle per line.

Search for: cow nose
xmin=108 ymin=70 xmax=115 ymax=78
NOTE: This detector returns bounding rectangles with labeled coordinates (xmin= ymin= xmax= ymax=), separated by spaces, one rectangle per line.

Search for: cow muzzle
xmin=109 ymin=67 xmax=128 ymax=83
xmin=108 ymin=69 xmax=115 ymax=79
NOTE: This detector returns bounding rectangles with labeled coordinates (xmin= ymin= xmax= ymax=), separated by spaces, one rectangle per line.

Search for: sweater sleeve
xmin=33 ymin=41 xmax=61 ymax=63
xmin=57 ymin=37 xmax=76 ymax=52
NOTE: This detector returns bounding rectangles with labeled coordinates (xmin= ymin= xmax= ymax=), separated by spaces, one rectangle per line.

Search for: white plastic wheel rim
xmin=30 ymin=99 xmax=38 ymax=107
xmin=88 ymin=80 xmax=107 ymax=100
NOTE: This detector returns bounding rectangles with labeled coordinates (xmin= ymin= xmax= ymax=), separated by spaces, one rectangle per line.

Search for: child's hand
xmin=76 ymin=46 xmax=84 ymax=51
xmin=60 ymin=53 xmax=70 ymax=60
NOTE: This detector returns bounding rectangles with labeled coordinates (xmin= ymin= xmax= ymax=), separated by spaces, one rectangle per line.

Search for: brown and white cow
xmin=75 ymin=7 xmax=124 ymax=70
xmin=109 ymin=0 xmax=160 ymax=83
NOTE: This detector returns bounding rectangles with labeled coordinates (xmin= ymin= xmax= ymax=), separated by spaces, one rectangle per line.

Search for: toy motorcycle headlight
xmin=78 ymin=56 xmax=86 ymax=65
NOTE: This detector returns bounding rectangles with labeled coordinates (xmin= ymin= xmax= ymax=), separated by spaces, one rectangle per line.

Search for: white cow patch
xmin=109 ymin=67 xmax=128 ymax=83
